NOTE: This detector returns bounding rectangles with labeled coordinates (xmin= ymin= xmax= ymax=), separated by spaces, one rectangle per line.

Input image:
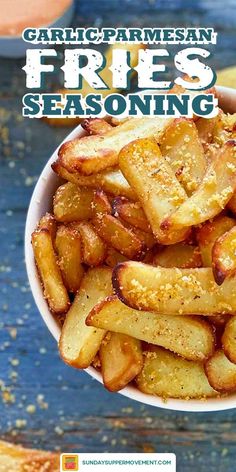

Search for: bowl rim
xmin=25 ymin=86 xmax=236 ymax=412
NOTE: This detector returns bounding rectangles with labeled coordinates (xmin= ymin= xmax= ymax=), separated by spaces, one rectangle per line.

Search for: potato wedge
xmin=92 ymin=189 xmax=112 ymax=215
xmin=222 ymin=315 xmax=236 ymax=363
xmin=153 ymin=243 xmax=202 ymax=268
xmin=55 ymin=225 xmax=84 ymax=293
xmin=119 ymin=138 xmax=189 ymax=244
xmin=196 ymin=215 xmax=235 ymax=267
xmin=53 ymin=182 xmax=94 ymax=222
xmin=212 ymin=225 xmax=236 ymax=284
xmin=52 ymin=161 xmax=136 ymax=200
xmin=59 ymin=267 xmax=112 ymax=368
xmin=160 ymin=118 xmax=206 ymax=194
xmin=196 ymin=116 xmax=219 ymax=147
xmin=38 ymin=212 xmax=57 ymax=240
xmin=93 ymin=214 xmax=144 ymax=259
xmin=32 ymin=229 xmax=70 ymax=314
xmin=105 ymin=247 xmax=127 ymax=268
xmin=112 ymin=197 xmax=151 ymax=233
xmin=82 ymin=118 xmax=113 ymax=135
xmin=58 ymin=116 xmax=173 ymax=175
xmin=74 ymin=221 xmax=107 ymax=266
xmin=163 ymin=140 xmax=236 ymax=229
xmin=87 ymin=296 xmax=215 ymax=361
xmin=100 ymin=332 xmax=143 ymax=391
xmin=113 ymin=261 xmax=236 ymax=314
xmin=205 ymin=349 xmax=236 ymax=392
xmin=136 ymin=347 xmax=216 ymax=399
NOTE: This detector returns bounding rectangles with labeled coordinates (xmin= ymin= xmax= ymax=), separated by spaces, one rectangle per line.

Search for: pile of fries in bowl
xmin=26 ymin=86 xmax=236 ymax=410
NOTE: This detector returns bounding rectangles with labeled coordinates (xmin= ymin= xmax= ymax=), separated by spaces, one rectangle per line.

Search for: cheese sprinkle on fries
xmin=32 ymin=88 xmax=236 ymax=400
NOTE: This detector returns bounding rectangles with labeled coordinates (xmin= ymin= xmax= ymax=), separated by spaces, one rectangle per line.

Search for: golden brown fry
xmin=59 ymin=267 xmax=112 ymax=368
xmin=196 ymin=116 xmax=219 ymax=147
xmin=222 ymin=315 xmax=236 ymax=363
xmin=112 ymin=197 xmax=151 ymax=233
xmin=55 ymin=225 xmax=84 ymax=293
xmin=119 ymin=138 xmax=189 ymax=244
xmin=82 ymin=118 xmax=113 ymax=135
xmin=105 ymin=247 xmax=127 ymax=268
xmin=52 ymin=161 xmax=136 ymax=200
xmin=160 ymin=118 xmax=206 ymax=194
xmin=74 ymin=221 xmax=107 ymax=266
xmin=136 ymin=347 xmax=216 ymax=399
xmin=37 ymin=212 xmax=57 ymax=241
xmin=205 ymin=349 xmax=236 ymax=392
xmin=212 ymin=225 xmax=236 ymax=284
xmin=196 ymin=215 xmax=235 ymax=267
xmin=58 ymin=117 xmax=173 ymax=175
xmin=113 ymin=261 xmax=236 ymax=315
xmin=53 ymin=182 xmax=94 ymax=222
xmin=163 ymin=140 xmax=236 ymax=230
xmin=100 ymin=332 xmax=143 ymax=391
xmin=153 ymin=243 xmax=202 ymax=268
xmin=92 ymin=189 xmax=112 ymax=215
xmin=87 ymin=295 xmax=215 ymax=361
xmin=93 ymin=214 xmax=144 ymax=259
xmin=0 ymin=439 xmax=59 ymax=472
xmin=32 ymin=229 xmax=70 ymax=314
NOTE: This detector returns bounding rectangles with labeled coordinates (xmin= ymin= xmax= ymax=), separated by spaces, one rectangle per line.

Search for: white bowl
xmin=0 ymin=1 xmax=74 ymax=58
xmin=25 ymin=86 xmax=236 ymax=412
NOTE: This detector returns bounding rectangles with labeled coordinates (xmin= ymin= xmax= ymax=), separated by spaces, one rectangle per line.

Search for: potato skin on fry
xmin=205 ymin=349 xmax=236 ymax=392
xmin=136 ymin=347 xmax=217 ymax=399
xmin=82 ymin=118 xmax=113 ymax=136
xmin=53 ymin=182 xmax=94 ymax=222
xmin=212 ymin=225 xmax=236 ymax=285
xmin=222 ymin=316 xmax=236 ymax=364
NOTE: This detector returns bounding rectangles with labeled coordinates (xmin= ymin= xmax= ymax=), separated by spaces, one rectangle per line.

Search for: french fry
xmin=58 ymin=116 xmax=174 ymax=175
xmin=53 ymin=182 xmax=94 ymax=222
xmin=92 ymin=214 xmax=144 ymax=259
xmin=0 ymin=440 xmax=59 ymax=472
xmin=100 ymin=332 xmax=143 ymax=391
xmin=37 ymin=212 xmax=57 ymax=240
xmin=205 ymin=349 xmax=236 ymax=392
xmin=212 ymin=112 xmax=236 ymax=146
xmin=119 ymin=138 xmax=190 ymax=245
xmin=196 ymin=215 xmax=235 ymax=267
xmin=132 ymin=227 xmax=157 ymax=250
xmin=196 ymin=116 xmax=219 ymax=147
xmin=59 ymin=267 xmax=112 ymax=368
xmin=222 ymin=315 xmax=236 ymax=363
xmin=136 ymin=347 xmax=216 ymax=399
xmin=113 ymin=261 xmax=236 ymax=314
xmin=153 ymin=243 xmax=202 ymax=268
xmin=87 ymin=295 xmax=215 ymax=361
xmin=163 ymin=140 xmax=236 ymax=230
xmin=112 ymin=197 xmax=151 ymax=233
xmin=212 ymin=225 xmax=236 ymax=285
xmin=160 ymin=118 xmax=206 ymax=194
xmin=105 ymin=247 xmax=127 ymax=268
xmin=92 ymin=189 xmax=112 ymax=215
xmin=55 ymin=225 xmax=84 ymax=293
xmin=52 ymin=161 xmax=136 ymax=200
xmin=32 ymin=229 xmax=70 ymax=314
xmin=74 ymin=221 xmax=107 ymax=266
xmin=82 ymin=118 xmax=113 ymax=135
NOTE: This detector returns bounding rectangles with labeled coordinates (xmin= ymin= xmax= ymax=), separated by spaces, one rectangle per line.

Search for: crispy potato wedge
xmin=93 ymin=214 xmax=144 ymax=259
xmin=119 ymin=138 xmax=189 ymax=244
xmin=222 ymin=315 xmax=236 ymax=364
xmin=160 ymin=118 xmax=206 ymax=194
xmin=73 ymin=221 xmax=107 ymax=266
xmin=37 ymin=212 xmax=57 ymax=240
xmin=163 ymin=140 xmax=236 ymax=229
xmin=52 ymin=161 xmax=136 ymax=200
xmin=196 ymin=215 xmax=235 ymax=266
xmin=59 ymin=267 xmax=112 ymax=368
xmin=92 ymin=189 xmax=112 ymax=215
xmin=112 ymin=197 xmax=151 ymax=233
xmin=105 ymin=247 xmax=127 ymax=268
xmin=212 ymin=225 xmax=236 ymax=284
xmin=82 ymin=118 xmax=113 ymax=135
xmin=196 ymin=116 xmax=219 ymax=147
xmin=53 ymin=182 xmax=94 ymax=222
xmin=153 ymin=243 xmax=202 ymax=268
xmin=136 ymin=347 xmax=217 ymax=399
xmin=32 ymin=229 xmax=70 ymax=314
xmin=100 ymin=332 xmax=143 ymax=391
xmin=55 ymin=225 xmax=84 ymax=293
xmin=0 ymin=439 xmax=59 ymax=472
xmin=58 ymin=117 xmax=173 ymax=175
xmin=87 ymin=296 xmax=215 ymax=361
xmin=205 ymin=349 xmax=236 ymax=392
xmin=113 ymin=261 xmax=236 ymax=314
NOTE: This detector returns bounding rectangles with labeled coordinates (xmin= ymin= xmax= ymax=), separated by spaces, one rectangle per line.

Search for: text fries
xmin=100 ymin=332 xmax=143 ymax=392
xmin=212 ymin=225 xmax=236 ymax=284
xmin=53 ymin=182 xmax=94 ymax=222
xmin=205 ymin=349 xmax=236 ymax=392
xmin=55 ymin=225 xmax=84 ymax=293
xmin=59 ymin=267 xmax=112 ymax=368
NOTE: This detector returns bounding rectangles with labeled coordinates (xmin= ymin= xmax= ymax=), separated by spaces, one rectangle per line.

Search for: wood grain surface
xmin=0 ymin=1 xmax=235 ymax=471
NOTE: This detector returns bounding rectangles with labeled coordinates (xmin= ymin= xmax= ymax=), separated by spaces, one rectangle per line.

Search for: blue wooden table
xmin=0 ymin=1 xmax=236 ymax=470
